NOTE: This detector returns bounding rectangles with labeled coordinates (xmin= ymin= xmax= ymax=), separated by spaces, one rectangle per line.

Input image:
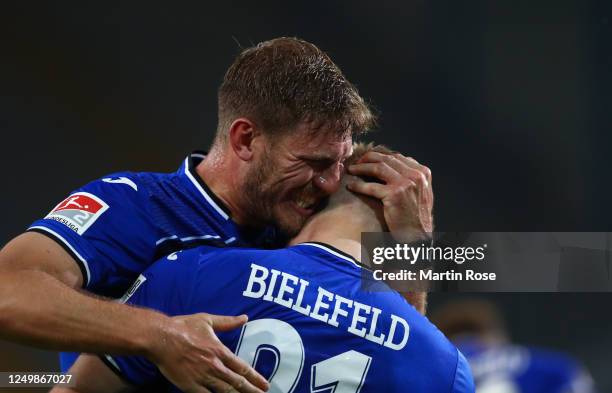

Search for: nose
xmin=313 ymin=162 xmax=344 ymax=195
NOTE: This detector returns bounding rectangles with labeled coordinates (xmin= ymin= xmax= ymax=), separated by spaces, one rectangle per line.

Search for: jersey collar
xmin=298 ymin=242 xmax=366 ymax=269
xmin=181 ymin=151 xmax=232 ymax=221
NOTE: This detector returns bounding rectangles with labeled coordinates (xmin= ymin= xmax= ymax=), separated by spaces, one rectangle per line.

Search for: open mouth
xmin=291 ymin=200 xmax=316 ymax=217
xmin=287 ymin=182 xmax=329 ymax=218
xmin=291 ymin=195 xmax=320 ymax=217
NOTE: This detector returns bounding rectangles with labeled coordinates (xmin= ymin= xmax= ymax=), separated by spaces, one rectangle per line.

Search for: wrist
xmin=392 ymin=230 xmax=433 ymax=245
xmin=136 ymin=309 xmax=174 ymax=361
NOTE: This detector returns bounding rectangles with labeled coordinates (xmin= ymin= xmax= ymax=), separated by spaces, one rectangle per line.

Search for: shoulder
xmin=154 ymin=246 xmax=308 ymax=291
xmin=151 ymin=246 xmax=285 ymax=271
xmin=80 ymin=167 xmax=187 ymax=198
xmin=88 ymin=170 xmax=151 ymax=195
xmin=369 ymin=295 xmax=469 ymax=390
xmin=67 ymin=171 xmax=148 ymax=209
xmin=31 ymin=171 xmax=156 ymax=244
xmin=415 ymin=311 xmax=460 ymax=360
xmin=396 ymin=299 xmax=463 ymax=376
xmin=361 ymin=288 xmax=460 ymax=361
xmin=69 ymin=169 xmax=181 ymax=213
xmin=194 ymin=246 xmax=291 ymax=268
xmin=452 ymin=349 xmax=476 ymax=393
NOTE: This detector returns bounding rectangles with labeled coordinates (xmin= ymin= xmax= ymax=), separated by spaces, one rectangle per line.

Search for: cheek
xmin=274 ymin=164 xmax=314 ymax=191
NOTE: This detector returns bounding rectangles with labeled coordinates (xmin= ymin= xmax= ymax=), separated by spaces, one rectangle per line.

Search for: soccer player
xmin=0 ymin=38 xmax=433 ymax=393
xmin=51 ymin=144 xmax=472 ymax=393
xmin=431 ymin=299 xmax=596 ymax=393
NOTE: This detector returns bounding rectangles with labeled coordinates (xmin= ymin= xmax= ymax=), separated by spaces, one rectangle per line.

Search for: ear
xmin=228 ymin=118 xmax=261 ymax=161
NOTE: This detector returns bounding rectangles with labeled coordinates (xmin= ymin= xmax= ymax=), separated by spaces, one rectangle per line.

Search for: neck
xmin=196 ymin=148 xmax=249 ymax=225
xmin=289 ymin=203 xmax=383 ymax=263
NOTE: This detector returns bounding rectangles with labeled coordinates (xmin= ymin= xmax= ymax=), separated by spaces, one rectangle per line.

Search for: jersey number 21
xmin=236 ymin=319 xmax=372 ymax=393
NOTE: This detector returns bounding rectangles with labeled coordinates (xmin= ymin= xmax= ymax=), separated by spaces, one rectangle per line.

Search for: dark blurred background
xmin=0 ymin=1 xmax=610 ymax=392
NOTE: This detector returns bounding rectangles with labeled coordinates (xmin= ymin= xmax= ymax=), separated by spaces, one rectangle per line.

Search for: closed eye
xmin=305 ymin=158 xmax=336 ymax=172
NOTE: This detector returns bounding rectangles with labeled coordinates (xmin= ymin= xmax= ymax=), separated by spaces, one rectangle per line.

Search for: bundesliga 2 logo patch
xmin=45 ymin=192 xmax=109 ymax=234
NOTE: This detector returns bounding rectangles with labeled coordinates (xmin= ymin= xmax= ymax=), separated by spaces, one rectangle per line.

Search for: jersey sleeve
xmin=102 ymin=251 xmax=198 ymax=386
xmin=451 ymin=349 xmax=475 ymax=393
xmin=27 ymin=174 xmax=158 ymax=295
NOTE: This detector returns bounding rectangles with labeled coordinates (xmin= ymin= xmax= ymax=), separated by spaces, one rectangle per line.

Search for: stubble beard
xmin=242 ymin=151 xmax=306 ymax=238
xmin=242 ymin=153 xmax=296 ymax=238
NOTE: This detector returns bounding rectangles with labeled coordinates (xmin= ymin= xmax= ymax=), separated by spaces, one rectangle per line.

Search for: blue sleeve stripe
xmin=27 ymin=226 xmax=91 ymax=287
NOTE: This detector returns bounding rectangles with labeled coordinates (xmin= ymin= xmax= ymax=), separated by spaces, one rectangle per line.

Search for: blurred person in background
xmin=431 ymin=298 xmax=596 ymax=393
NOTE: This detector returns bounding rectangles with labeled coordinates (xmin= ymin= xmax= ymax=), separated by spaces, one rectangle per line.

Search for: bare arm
xmin=0 ymin=232 xmax=269 ymax=393
xmin=50 ymin=354 xmax=132 ymax=393
xmin=0 ymin=232 xmax=165 ymax=353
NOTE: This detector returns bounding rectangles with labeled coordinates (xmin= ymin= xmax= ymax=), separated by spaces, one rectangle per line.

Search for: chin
xmin=274 ymin=212 xmax=305 ymax=238
xmin=277 ymin=222 xmax=302 ymax=238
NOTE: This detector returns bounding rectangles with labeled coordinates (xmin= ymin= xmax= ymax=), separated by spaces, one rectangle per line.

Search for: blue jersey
xmin=105 ymin=243 xmax=474 ymax=393
xmin=456 ymin=340 xmax=595 ymax=393
xmin=27 ymin=152 xmax=278 ymax=370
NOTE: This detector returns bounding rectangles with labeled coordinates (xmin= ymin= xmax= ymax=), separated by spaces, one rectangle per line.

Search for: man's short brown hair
xmin=217 ymin=37 xmax=376 ymax=140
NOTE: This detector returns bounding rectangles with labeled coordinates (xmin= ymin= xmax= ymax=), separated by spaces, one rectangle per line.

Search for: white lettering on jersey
xmin=328 ymin=294 xmax=352 ymax=327
xmin=384 ymin=314 xmax=410 ymax=350
xmin=365 ymin=307 xmax=386 ymax=345
xmin=242 ymin=263 xmax=269 ymax=298
xmin=348 ymin=301 xmax=371 ymax=338
xmin=291 ymin=278 xmax=311 ymax=315
xmin=242 ymin=263 xmax=410 ymax=350
xmin=102 ymin=177 xmax=138 ymax=191
xmin=273 ymin=272 xmax=299 ymax=308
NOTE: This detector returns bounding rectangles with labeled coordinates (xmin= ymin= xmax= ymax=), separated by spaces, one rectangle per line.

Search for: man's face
xmin=243 ymin=123 xmax=353 ymax=237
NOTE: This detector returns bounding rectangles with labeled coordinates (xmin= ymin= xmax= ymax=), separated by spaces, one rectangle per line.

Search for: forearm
xmin=49 ymin=354 xmax=132 ymax=393
xmin=0 ymin=269 xmax=168 ymax=357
